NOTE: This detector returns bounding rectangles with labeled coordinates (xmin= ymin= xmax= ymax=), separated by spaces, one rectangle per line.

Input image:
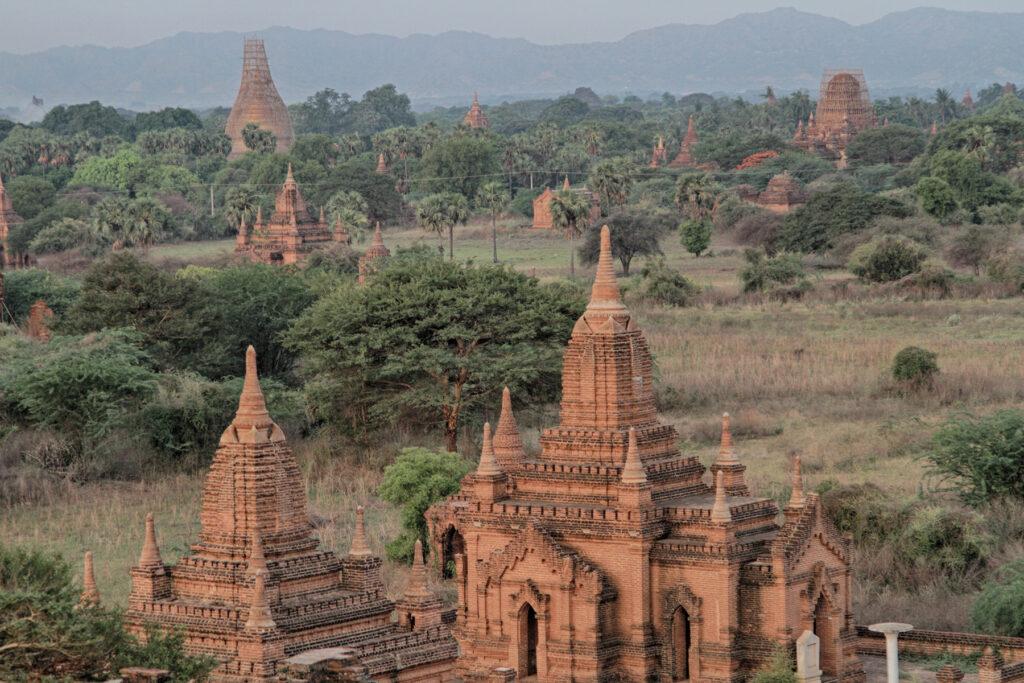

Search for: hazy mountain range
xmin=1 ymin=7 xmax=1023 ymax=115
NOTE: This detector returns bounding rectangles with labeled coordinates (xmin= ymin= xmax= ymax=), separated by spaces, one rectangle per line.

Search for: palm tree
xmin=675 ymin=173 xmax=717 ymax=221
xmin=93 ymin=196 xmax=133 ymax=247
xmin=224 ymin=187 xmax=262 ymax=230
xmin=417 ymin=192 xmax=469 ymax=260
xmin=325 ymin=190 xmax=370 ymax=243
xmin=590 ymin=158 xmax=633 ymax=210
xmin=549 ymin=190 xmax=593 ymax=278
xmin=126 ymin=200 xmax=162 ymax=250
xmin=501 ymin=140 xmax=521 ymax=195
xmin=963 ymin=124 xmax=996 ymax=165
xmin=475 ymin=181 xmax=510 ymax=263
xmin=934 ymin=88 xmax=955 ymax=123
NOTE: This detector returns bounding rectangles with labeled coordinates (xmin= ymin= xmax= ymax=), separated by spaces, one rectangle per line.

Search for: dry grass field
xmin=5 ymin=216 xmax=1022 ymax=634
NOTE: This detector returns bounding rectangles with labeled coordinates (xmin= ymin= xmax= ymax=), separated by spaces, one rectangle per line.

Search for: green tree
xmin=847 ymin=236 xmax=926 ymax=282
xmin=416 ymin=192 xmax=470 ymax=261
xmin=40 ymin=101 xmax=130 ymax=138
xmin=739 ymin=249 xmax=806 ymax=293
xmin=891 ymin=345 xmax=939 ymax=386
xmin=1 ymin=268 xmax=81 ymax=322
xmin=913 ymin=177 xmax=959 ymax=219
xmin=969 ymin=561 xmax=1024 ymax=637
xmin=925 ymin=409 xmax=1024 ymax=505
xmin=539 ymin=96 xmax=590 ymax=126
xmin=475 ymin=181 xmax=509 ymax=263
xmin=843 ymin=124 xmax=926 ymax=166
xmin=292 ymin=88 xmax=351 ymax=135
xmin=578 ymin=207 xmax=670 ymax=276
xmin=285 ymin=259 xmax=585 ymax=451
xmin=134 ymin=107 xmax=203 ymax=132
xmin=589 ymin=158 xmax=633 ymax=210
xmin=5 ymin=176 xmax=56 ymax=219
xmin=377 ymin=447 xmax=475 ymax=562
xmin=324 ymin=190 xmax=370 ymax=243
xmin=549 ymin=190 xmax=594 ymax=277
xmin=636 ymin=259 xmax=700 ymax=306
xmin=680 ymin=218 xmax=713 ymax=258
xmin=675 ymin=173 xmax=716 ymax=221
xmin=60 ymin=253 xmax=215 ymax=373
xmin=418 ymin=135 xmax=500 ymax=199
xmin=750 ymin=649 xmax=796 ymax=683
xmin=241 ymin=123 xmax=277 ymax=154
xmin=780 ymin=184 xmax=912 ymax=254
xmin=223 ymin=186 xmax=262 ymax=230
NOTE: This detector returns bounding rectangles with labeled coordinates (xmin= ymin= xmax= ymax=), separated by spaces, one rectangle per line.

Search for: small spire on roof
xmin=494 ymin=387 xmax=525 ymax=467
xmin=244 ymin=570 xmax=276 ymax=631
xmin=620 ymin=427 xmax=647 ymax=485
xmin=138 ymin=513 xmax=163 ymax=568
xmin=717 ymin=412 xmax=738 ymax=465
xmin=403 ymin=539 xmax=432 ymax=601
xmin=285 ymin=163 xmax=295 ymax=184
xmin=79 ymin=551 xmax=100 ymax=606
xmin=789 ymin=456 xmax=806 ymax=507
xmin=585 ymin=225 xmax=628 ymax=318
xmin=711 ymin=471 xmax=731 ymax=522
xmin=248 ymin=525 xmax=268 ymax=575
xmin=349 ymin=506 xmax=373 ymax=557
xmin=563 ymin=175 xmax=571 ymax=191
xmin=232 ymin=346 xmax=273 ymax=432
xmin=476 ymin=422 xmax=502 ymax=477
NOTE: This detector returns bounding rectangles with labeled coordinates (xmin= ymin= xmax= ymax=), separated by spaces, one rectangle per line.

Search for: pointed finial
xmin=494 ymin=387 xmax=525 ymax=467
xmin=286 ymin=163 xmax=294 ymax=183
xmin=245 ymin=570 xmax=276 ymax=630
xmin=789 ymin=456 xmax=806 ymax=507
xmin=473 ymin=91 xmax=479 ymax=106
xmin=620 ymin=427 xmax=647 ymax=485
xmin=319 ymin=206 xmax=325 ymax=223
xmin=255 ymin=206 xmax=263 ymax=225
xmin=349 ymin=506 xmax=372 ymax=557
xmin=711 ymin=471 xmax=731 ymax=522
xmin=371 ymin=221 xmax=384 ymax=247
xmin=476 ymin=422 xmax=502 ymax=476
xmin=404 ymin=539 xmax=431 ymax=601
xmin=138 ymin=513 xmax=163 ymax=568
xmin=717 ymin=412 xmax=738 ymax=464
xmin=586 ymin=225 xmax=628 ymax=317
xmin=232 ymin=346 xmax=273 ymax=431
xmin=79 ymin=551 xmax=100 ymax=606
xmin=249 ymin=525 xmax=268 ymax=575
xmin=563 ymin=174 xmax=570 ymax=191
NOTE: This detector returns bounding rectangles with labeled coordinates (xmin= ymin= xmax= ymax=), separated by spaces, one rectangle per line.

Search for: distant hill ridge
xmin=1 ymin=7 xmax=1023 ymax=112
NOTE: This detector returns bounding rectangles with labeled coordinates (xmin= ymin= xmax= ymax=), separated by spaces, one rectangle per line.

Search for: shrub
xmin=1 ymin=267 xmax=81 ymax=322
xmin=738 ymin=249 xmax=806 ymax=293
xmin=750 ymin=648 xmax=796 ymax=683
xmin=892 ymin=346 xmax=938 ymax=385
xmin=714 ymin=194 xmax=762 ymax=230
xmin=28 ymin=217 xmax=102 ymax=255
xmin=946 ymin=225 xmax=1006 ymax=274
xmin=847 ymin=236 xmax=926 ymax=283
xmin=378 ymin=447 xmax=475 ymax=563
xmin=987 ymin=250 xmax=1024 ymax=289
xmin=925 ymin=410 xmax=1024 ymax=505
xmin=733 ymin=211 xmax=783 ymax=255
xmin=637 ymin=259 xmax=700 ymax=306
xmin=680 ymin=218 xmax=712 ymax=257
xmin=970 ymin=561 xmax=1024 ymax=637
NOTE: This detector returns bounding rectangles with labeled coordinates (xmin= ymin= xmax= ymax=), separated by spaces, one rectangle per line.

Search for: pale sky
xmin=0 ymin=0 xmax=1021 ymax=54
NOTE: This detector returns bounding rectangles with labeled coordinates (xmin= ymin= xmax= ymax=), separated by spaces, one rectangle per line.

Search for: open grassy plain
xmin=5 ymin=217 xmax=1023 ymax=636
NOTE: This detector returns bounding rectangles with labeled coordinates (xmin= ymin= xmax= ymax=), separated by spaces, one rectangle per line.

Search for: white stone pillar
xmin=796 ymin=630 xmax=822 ymax=683
xmin=868 ymin=622 xmax=913 ymax=683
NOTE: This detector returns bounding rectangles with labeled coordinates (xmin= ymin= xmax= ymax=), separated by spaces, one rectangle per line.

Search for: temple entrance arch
xmin=518 ymin=602 xmax=539 ymax=677
xmin=812 ymin=595 xmax=837 ymax=677
xmin=671 ymin=606 xmax=691 ymax=681
xmin=442 ymin=525 xmax=465 ymax=579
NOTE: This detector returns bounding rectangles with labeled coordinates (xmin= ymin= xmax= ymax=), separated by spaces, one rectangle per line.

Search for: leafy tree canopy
xmin=779 ymin=183 xmax=912 ymax=254
xmin=578 ymin=207 xmax=671 ymax=275
xmin=41 ymin=101 xmax=131 ymax=138
xmin=844 ymin=124 xmax=926 ymax=166
xmin=134 ymin=107 xmax=203 ymax=132
xmin=418 ymin=135 xmax=500 ymax=198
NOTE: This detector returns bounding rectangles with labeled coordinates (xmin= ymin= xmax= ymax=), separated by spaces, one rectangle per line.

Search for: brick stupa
xmin=236 ymin=165 xmax=332 ymax=266
xmin=225 ymin=38 xmax=295 ymax=160
xmin=428 ymin=226 xmax=863 ymax=682
xmin=462 ymin=92 xmax=490 ymax=129
xmin=0 ymin=173 xmax=29 ymax=269
xmin=126 ymin=347 xmax=457 ymax=682
xmin=649 ymin=136 xmax=668 ymax=167
xmin=668 ymin=115 xmax=699 ymax=168
xmin=531 ymin=176 xmax=601 ymax=230
xmin=757 ymin=171 xmax=808 ymax=213
xmin=358 ymin=222 xmax=391 ymax=285
xmin=794 ymin=69 xmax=877 ymax=158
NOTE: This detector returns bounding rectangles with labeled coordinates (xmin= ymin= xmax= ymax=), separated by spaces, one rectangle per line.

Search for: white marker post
xmin=868 ymin=622 xmax=913 ymax=683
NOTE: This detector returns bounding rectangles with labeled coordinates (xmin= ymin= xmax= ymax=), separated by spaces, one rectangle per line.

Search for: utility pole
xmin=210 ymin=185 xmax=215 ymax=217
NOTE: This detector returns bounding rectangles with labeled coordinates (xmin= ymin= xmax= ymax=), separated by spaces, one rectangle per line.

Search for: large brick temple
xmin=793 ymin=69 xmax=877 ymax=158
xmin=126 ymin=347 xmax=458 ymax=682
xmin=428 ymin=226 xmax=863 ymax=683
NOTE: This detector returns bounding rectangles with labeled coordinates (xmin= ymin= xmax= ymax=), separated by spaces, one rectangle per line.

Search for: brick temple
xmin=225 ymin=38 xmax=295 ymax=160
xmin=668 ymin=116 xmax=699 ymax=169
xmin=0 ymin=173 xmax=31 ymax=269
xmin=235 ymin=165 xmax=333 ymax=265
xmin=532 ymin=176 xmax=601 ymax=230
xmin=428 ymin=226 xmax=863 ymax=683
xmin=126 ymin=347 xmax=458 ymax=682
xmin=756 ymin=171 xmax=807 ymax=214
xmin=793 ymin=70 xmax=877 ymax=158
xmin=358 ymin=222 xmax=391 ymax=285
xmin=463 ymin=93 xmax=490 ymax=129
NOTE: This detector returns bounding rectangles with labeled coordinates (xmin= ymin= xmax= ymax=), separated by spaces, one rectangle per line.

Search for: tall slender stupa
xmin=225 ymin=38 xmax=295 ymax=160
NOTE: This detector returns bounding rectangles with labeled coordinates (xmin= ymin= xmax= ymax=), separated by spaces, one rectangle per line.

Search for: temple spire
xmin=248 ymin=526 xmax=268 ymax=575
xmin=789 ymin=456 xmax=806 ymax=507
xmin=476 ymin=422 xmax=502 ymax=476
xmin=585 ymin=225 xmax=628 ymax=318
xmin=620 ymin=427 xmax=647 ymax=484
xmin=79 ymin=551 xmax=100 ymax=606
xmin=139 ymin=513 xmax=163 ymax=568
xmin=244 ymin=570 xmax=276 ymax=630
xmin=494 ymin=386 xmax=525 ymax=468
xmin=404 ymin=539 xmax=432 ymax=601
xmin=370 ymin=222 xmax=385 ymax=248
xmin=711 ymin=471 xmax=731 ymax=522
xmin=717 ymin=413 xmax=738 ymax=465
xmin=232 ymin=346 xmax=273 ymax=431
xmin=563 ymin=174 xmax=571 ymax=191
xmin=349 ymin=506 xmax=372 ymax=557
xmin=285 ymin=163 xmax=295 ymax=185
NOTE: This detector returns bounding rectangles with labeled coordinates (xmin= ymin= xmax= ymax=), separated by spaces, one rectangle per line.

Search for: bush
xmin=925 ymin=410 xmax=1024 ymax=505
xmin=637 ymin=259 xmax=700 ymax=306
xmin=847 ymin=236 xmax=926 ymax=283
xmin=738 ymin=249 xmax=806 ymax=293
xmin=986 ymin=250 xmax=1024 ymax=288
xmin=750 ymin=648 xmax=796 ymax=683
xmin=892 ymin=345 xmax=938 ymax=385
xmin=714 ymin=194 xmax=762 ymax=230
xmin=680 ymin=218 xmax=712 ymax=257
xmin=378 ymin=447 xmax=474 ymax=563
xmin=970 ymin=561 xmax=1024 ymax=637
xmin=1 ymin=268 xmax=81 ymax=322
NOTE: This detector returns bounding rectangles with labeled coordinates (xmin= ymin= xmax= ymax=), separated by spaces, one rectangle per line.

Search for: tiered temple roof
xmin=125 ymin=347 xmax=456 ymax=682
xmin=225 ymin=39 xmax=295 ymax=160
xmin=794 ymin=69 xmax=877 ymax=158
xmin=668 ymin=115 xmax=700 ymax=168
xmin=0 ymin=173 xmax=29 ymax=269
xmin=757 ymin=170 xmax=808 ymax=213
xmin=462 ymin=92 xmax=489 ymax=129
xmin=649 ymin=136 xmax=667 ymax=167
xmin=235 ymin=165 xmax=332 ymax=266
xmin=358 ymin=223 xmax=391 ymax=285
xmin=428 ymin=226 xmax=863 ymax=683
xmin=531 ymin=176 xmax=601 ymax=230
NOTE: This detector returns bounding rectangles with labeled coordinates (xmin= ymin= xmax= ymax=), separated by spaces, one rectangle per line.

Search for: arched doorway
xmin=671 ymin=606 xmax=690 ymax=681
xmin=441 ymin=526 xmax=465 ymax=579
xmin=813 ymin=596 xmax=837 ymax=677
xmin=518 ymin=603 xmax=538 ymax=677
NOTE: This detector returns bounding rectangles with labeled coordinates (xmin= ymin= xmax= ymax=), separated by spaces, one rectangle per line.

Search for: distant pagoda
xmin=462 ymin=92 xmax=489 ymax=128
xmin=235 ymin=165 xmax=331 ymax=265
xmin=668 ymin=115 xmax=699 ymax=168
xmin=225 ymin=38 xmax=295 ymax=160
xmin=794 ymin=69 xmax=877 ymax=159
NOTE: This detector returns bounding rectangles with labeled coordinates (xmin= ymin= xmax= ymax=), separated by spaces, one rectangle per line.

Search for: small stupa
xmin=462 ymin=92 xmax=490 ymax=128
